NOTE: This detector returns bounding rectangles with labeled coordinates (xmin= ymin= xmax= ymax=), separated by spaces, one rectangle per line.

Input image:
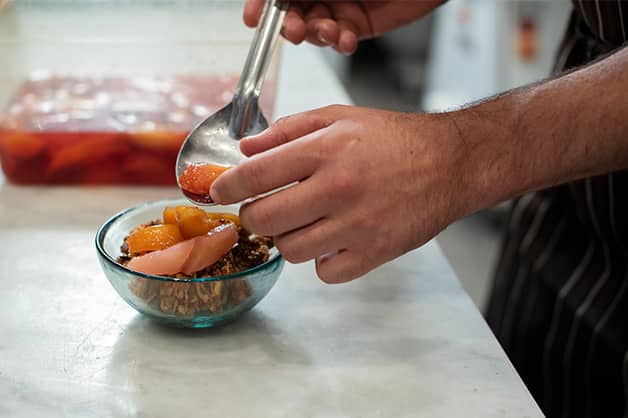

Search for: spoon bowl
xmin=176 ymin=0 xmax=287 ymax=205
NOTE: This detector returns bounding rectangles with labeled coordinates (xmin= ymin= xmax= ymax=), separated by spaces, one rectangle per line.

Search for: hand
xmin=243 ymin=0 xmax=445 ymax=54
xmin=210 ymin=105 xmax=479 ymax=283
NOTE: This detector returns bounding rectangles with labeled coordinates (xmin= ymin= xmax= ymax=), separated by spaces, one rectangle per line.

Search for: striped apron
xmin=485 ymin=1 xmax=628 ymax=417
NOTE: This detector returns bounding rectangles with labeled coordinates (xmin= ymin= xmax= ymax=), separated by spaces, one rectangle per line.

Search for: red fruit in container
xmin=47 ymin=135 xmax=130 ymax=176
xmin=128 ymin=130 xmax=186 ymax=151
xmin=121 ymin=154 xmax=176 ymax=185
xmin=0 ymin=74 xmax=266 ymax=185
xmin=0 ymin=131 xmax=46 ymax=159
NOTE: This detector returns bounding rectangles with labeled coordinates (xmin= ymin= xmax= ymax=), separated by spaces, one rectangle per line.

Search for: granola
xmin=119 ymin=208 xmax=273 ymax=318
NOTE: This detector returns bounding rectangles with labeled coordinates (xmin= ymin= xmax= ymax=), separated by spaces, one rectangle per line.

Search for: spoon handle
xmin=230 ymin=0 xmax=288 ymax=138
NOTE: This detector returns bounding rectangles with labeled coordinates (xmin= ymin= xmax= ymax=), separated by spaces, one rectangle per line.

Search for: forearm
xmin=456 ymin=46 xmax=628 ymax=212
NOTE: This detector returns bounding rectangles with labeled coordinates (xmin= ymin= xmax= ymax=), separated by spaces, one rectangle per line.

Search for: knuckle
xmin=359 ymin=239 xmax=389 ymax=276
xmin=274 ymin=115 xmax=291 ymax=126
xmin=270 ymin=115 xmax=300 ymax=145
xmin=353 ymin=210 xmax=376 ymax=231
xmin=316 ymin=105 xmax=347 ymax=123
xmin=330 ymin=171 xmax=357 ymax=196
xmin=375 ymin=237 xmax=389 ymax=256
xmin=323 ymin=104 xmax=347 ymax=113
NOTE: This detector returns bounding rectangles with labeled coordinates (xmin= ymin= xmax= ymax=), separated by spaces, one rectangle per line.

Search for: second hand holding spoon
xmin=176 ymin=0 xmax=288 ymax=205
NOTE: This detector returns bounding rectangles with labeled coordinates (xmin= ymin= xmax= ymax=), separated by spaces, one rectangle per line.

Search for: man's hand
xmin=211 ymin=45 xmax=628 ymax=284
xmin=210 ymin=106 xmax=480 ymax=283
xmin=243 ymin=0 xmax=445 ymax=54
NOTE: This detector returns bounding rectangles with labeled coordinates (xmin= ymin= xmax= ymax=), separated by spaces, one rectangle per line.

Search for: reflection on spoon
xmin=178 ymin=163 xmax=232 ymax=205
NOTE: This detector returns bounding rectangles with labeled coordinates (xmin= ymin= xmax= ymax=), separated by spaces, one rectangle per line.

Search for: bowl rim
xmin=95 ymin=198 xmax=283 ymax=283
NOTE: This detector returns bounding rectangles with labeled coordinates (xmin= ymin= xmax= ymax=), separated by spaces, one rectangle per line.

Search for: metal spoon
xmin=175 ymin=0 xmax=288 ymax=205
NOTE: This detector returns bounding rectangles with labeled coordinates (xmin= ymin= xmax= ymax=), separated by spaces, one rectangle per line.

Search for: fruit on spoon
xmin=178 ymin=163 xmax=231 ymax=204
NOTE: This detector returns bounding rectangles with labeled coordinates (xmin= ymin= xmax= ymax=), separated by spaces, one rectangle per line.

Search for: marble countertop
xmin=0 ymin=44 xmax=542 ymax=417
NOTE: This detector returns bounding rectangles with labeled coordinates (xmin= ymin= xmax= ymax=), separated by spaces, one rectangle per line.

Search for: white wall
xmin=423 ymin=0 xmax=572 ymax=112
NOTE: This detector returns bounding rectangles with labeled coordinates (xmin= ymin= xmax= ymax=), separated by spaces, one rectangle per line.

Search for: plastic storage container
xmin=0 ymin=0 xmax=280 ymax=185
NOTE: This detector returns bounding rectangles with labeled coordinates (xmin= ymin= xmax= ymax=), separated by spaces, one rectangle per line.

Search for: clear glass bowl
xmin=95 ymin=198 xmax=284 ymax=328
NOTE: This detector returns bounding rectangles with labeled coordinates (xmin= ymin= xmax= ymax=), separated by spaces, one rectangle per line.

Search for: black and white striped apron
xmin=485 ymin=1 xmax=628 ymax=417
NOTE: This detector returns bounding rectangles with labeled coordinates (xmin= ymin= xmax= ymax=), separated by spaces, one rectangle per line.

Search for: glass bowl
xmin=95 ymin=198 xmax=284 ymax=328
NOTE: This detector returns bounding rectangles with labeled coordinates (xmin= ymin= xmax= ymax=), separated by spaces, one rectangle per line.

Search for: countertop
xmin=0 ymin=44 xmax=543 ymax=418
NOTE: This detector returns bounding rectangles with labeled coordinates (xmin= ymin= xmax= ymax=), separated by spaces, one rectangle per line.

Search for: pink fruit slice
xmin=126 ymin=223 xmax=237 ymax=276
xmin=180 ymin=223 xmax=238 ymax=274
xmin=127 ymin=238 xmax=195 ymax=276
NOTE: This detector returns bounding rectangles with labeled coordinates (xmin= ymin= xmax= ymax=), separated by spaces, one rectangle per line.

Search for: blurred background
xmin=321 ymin=0 xmax=572 ymax=310
xmin=0 ymin=0 xmax=574 ymax=311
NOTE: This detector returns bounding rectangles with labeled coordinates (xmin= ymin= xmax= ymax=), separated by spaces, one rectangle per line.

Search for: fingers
xmin=245 ymin=0 xmax=307 ymax=44
xmin=240 ymin=109 xmax=334 ymax=156
xmin=243 ymin=0 xmax=265 ymax=27
xmin=302 ymin=4 xmax=358 ymax=53
xmin=238 ymin=174 xmax=337 ymax=237
xmin=244 ymin=0 xmax=362 ymax=53
xmin=336 ymin=24 xmax=359 ymax=55
xmin=274 ymin=218 xmax=348 ymax=264
xmin=316 ymin=249 xmax=370 ymax=284
xmin=327 ymin=16 xmax=359 ymax=55
xmin=282 ymin=6 xmax=307 ymax=44
xmin=305 ymin=18 xmax=340 ymax=47
xmin=214 ymin=106 xmax=349 ymax=204
xmin=211 ymin=132 xmax=321 ymax=204
xmin=304 ymin=19 xmax=357 ymax=54
xmin=303 ymin=3 xmax=338 ymax=46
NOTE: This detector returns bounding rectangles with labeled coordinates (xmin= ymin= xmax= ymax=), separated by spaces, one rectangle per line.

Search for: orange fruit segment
xmin=126 ymin=224 xmax=184 ymax=255
xmin=178 ymin=163 xmax=231 ymax=195
xmin=175 ymin=206 xmax=221 ymax=239
xmin=163 ymin=207 xmax=177 ymax=225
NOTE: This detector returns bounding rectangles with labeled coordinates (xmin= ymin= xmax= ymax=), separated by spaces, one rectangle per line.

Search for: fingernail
xmin=316 ymin=30 xmax=329 ymax=45
xmin=209 ymin=187 xmax=221 ymax=204
xmin=342 ymin=47 xmax=356 ymax=56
